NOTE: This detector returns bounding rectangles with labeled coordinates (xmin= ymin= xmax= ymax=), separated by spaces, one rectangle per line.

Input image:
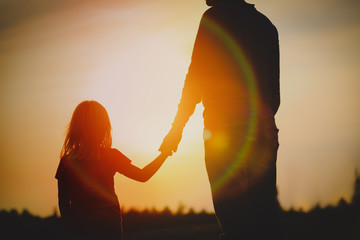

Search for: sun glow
xmin=79 ymin=22 xmax=214 ymax=212
xmin=1 ymin=0 xmax=359 ymax=217
xmin=84 ymin=34 xmax=194 ymax=152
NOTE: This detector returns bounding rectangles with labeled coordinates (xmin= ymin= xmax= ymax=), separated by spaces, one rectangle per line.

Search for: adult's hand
xmin=158 ymin=129 xmax=183 ymax=155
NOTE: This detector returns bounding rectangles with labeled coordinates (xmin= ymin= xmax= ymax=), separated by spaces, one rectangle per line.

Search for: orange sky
xmin=0 ymin=0 xmax=360 ymax=217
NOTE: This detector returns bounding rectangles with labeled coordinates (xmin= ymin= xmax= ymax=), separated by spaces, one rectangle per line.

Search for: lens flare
xmin=201 ymin=16 xmax=261 ymax=194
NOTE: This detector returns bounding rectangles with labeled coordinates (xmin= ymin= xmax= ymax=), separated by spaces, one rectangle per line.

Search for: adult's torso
xmin=196 ymin=3 xmax=279 ymax=129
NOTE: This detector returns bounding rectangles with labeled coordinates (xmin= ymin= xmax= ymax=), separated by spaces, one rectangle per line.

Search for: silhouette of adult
xmin=159 ymin=0 xmax=282 ymax=239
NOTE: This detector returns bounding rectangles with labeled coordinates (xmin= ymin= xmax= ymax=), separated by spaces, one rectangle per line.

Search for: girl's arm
xmin=121 ymin=153 xmax=169 ymax=182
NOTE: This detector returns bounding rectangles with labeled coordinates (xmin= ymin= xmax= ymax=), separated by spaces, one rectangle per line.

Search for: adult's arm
xmin=159 ymin=15 xmax=209 ymax=154
xmin=269 ymin=26 xmax=280 ymax=114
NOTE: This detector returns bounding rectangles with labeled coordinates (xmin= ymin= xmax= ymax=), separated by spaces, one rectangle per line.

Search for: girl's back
xmin=56 ymin=148 xmax=131 ymax=239
xmin=56 ymin=100 xmax=169 ymax=239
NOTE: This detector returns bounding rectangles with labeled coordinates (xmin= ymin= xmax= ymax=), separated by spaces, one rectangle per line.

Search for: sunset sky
xmin=0 ymin=0 xmax=359 ymax=217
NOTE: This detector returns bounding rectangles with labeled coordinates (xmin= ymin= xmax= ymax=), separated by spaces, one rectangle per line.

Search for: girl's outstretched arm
xmin=121 ymin=153 xmax=169 ymax=182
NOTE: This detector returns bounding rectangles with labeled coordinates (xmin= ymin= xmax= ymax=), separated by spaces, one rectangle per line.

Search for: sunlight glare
xmin=84 ymin=31 xmax=198 ymax=157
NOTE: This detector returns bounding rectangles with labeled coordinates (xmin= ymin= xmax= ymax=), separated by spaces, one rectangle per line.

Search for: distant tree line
xmin=1 ymin=175 xmax=359 ymax=239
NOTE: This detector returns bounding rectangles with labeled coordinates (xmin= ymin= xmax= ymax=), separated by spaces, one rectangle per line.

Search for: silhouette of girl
xmin=56 ymin=100 xmax=170 ymax=239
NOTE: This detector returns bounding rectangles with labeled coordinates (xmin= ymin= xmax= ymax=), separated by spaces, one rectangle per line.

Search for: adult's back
xmin=190 ymin=1 xmax=280 ymax=129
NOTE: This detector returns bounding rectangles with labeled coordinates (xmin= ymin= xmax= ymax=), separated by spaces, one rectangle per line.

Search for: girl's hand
xmin=160 ymin=151 xmax=173 ymax=157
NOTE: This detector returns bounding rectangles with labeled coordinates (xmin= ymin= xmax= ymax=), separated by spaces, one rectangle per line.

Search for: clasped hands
xmin=158 ymin=128 xmax=183 ymax=157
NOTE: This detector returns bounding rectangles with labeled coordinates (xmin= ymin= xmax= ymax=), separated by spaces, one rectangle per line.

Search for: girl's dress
xmin=56 ymin=148 xmax=131 ymax=239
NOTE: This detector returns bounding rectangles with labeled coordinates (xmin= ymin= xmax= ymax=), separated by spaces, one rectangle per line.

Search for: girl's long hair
xmin=60 ymin=100 xmax=112 ymax=161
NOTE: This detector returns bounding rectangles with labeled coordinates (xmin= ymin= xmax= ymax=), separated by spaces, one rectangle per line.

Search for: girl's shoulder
xmin=55 ymin=155 xmax=70 ymax=180
xmin=102 ymin=148 xmax=132 ymax=168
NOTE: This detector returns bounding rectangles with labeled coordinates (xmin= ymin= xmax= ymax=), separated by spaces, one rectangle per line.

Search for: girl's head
xmin=61 ymin=100 xmax=112 ymax=159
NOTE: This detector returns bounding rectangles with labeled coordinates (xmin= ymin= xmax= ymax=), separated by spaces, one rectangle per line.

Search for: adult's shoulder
xmin=202 ymin=4 xmax=220 ymax=19
xmin=253 ymin=7 xmax=278 ymax=31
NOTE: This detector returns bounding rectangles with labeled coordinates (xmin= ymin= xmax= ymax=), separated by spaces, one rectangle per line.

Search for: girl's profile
xmin=56 ymin=100 xmax=170 ymax=239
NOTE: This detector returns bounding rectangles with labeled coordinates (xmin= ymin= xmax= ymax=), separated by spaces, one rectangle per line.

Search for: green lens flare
xmin=202 ymin=16 xmax=260 ymax=193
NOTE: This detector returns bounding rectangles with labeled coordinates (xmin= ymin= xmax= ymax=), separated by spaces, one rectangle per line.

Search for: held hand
xmin=158 ymin=129 xmax=183 ymax=155
xmin=160 ymin=151 xmax=173 ymax=158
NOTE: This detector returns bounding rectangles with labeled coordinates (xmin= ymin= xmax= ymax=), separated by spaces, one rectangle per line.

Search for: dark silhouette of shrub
xmin=1 ymin=174 xmax=359 ymax=239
